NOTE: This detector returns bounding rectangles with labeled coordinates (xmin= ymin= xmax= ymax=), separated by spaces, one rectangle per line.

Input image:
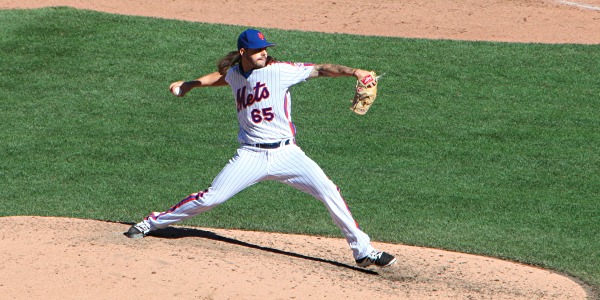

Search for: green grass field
xmin=1 ymin=7 xmax=599 ymax=293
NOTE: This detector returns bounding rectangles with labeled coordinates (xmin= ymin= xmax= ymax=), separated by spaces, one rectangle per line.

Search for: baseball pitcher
xmin=126 ymin=29 xmax=394 ymax=268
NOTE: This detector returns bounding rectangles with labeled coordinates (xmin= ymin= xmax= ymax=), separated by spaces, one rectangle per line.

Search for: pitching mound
xmin=0 ymin=216 xmax=590 ymax=299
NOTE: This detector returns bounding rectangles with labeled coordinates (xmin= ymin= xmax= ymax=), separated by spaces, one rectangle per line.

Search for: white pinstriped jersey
xmin=142 ymin=60 xmax=379 ymax=260
xmin=225 ymin=62 xmax=315 ymax=145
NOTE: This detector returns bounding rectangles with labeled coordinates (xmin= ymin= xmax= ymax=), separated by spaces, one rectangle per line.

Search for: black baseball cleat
xmin=124 ymin=222 xmax=150 ymax=239
xmin=356 ymin=251 xmax=397 ymax=268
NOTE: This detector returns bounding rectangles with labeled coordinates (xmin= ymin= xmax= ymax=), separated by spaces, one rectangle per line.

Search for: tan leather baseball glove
xmin=350 ymin=71 xmax=380 ymax=115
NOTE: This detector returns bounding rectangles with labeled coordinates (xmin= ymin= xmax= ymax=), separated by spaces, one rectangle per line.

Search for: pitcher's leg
xmin=140 ymin=147 xmax=267 ymax=232
xmin=274 ymin=146 xmax=375 ymax=259
xmin=290 ymin=178 xmax=375 ymax=259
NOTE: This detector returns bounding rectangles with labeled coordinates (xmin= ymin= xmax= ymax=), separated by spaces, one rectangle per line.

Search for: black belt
xmin=246 ymin=139 xmax=292 ymax=149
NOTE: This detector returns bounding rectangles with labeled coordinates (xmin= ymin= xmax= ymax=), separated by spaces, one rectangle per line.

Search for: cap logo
xmin=258 ymin=32 xmax=265 ymax=40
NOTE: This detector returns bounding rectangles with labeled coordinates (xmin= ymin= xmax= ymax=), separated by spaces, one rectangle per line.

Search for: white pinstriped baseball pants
xmin=143 ymin=143 xmax=376 ymax=259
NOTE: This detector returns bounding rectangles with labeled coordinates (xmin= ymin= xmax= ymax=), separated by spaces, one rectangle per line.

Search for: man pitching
xmin=126 ymin=28 xmax=396 ymax=268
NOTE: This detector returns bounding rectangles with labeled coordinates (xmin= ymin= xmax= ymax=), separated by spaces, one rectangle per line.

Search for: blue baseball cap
xmin=237 ymin=29 xmax=276 ymax=50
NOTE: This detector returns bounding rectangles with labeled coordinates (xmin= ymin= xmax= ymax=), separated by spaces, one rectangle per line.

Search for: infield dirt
xmin=1 ymin=0 xmax=598 ymax=299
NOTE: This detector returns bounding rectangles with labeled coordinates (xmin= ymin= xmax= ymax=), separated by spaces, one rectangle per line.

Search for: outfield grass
xmin=1 ymin=7 xmax=599 ymax=291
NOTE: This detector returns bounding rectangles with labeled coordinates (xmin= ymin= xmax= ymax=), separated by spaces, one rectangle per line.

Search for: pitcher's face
xmin=240 ymin=47 xmax=268 ymax=70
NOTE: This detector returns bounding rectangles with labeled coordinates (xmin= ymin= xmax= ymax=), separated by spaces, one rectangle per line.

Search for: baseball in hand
xmin=172 ymin=86 xmax=182 ymax=96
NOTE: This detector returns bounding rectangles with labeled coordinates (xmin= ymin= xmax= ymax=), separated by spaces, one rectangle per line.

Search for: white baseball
xmin=172 ymin=86 xmax=182 ymax=96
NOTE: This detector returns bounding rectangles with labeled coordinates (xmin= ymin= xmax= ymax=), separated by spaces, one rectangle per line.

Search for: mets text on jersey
xmin=236 ymin=81 xmax=270 ymax=112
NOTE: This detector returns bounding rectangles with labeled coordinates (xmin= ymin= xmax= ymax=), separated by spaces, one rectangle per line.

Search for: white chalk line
xmin=557 ymin=0 xmax=600 ymax=11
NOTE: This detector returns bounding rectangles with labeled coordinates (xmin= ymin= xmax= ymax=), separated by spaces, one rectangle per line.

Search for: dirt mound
xmin=0 ymin=217 xmax=590 ymax=299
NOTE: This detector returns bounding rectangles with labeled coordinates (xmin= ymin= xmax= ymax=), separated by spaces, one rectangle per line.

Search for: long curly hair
xmin=217 ymin=51 xmax=240 ymax=75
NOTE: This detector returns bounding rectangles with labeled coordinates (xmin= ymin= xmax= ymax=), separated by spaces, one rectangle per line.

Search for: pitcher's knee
xmin=188 ymin=187 xmax=232 ymax=208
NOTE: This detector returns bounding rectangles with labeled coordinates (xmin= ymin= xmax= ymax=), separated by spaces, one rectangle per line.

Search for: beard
xmin=251 ymin=56 xmax=267 ymax=69
xmin=241 ymin=50 xmax=268 ymax=70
